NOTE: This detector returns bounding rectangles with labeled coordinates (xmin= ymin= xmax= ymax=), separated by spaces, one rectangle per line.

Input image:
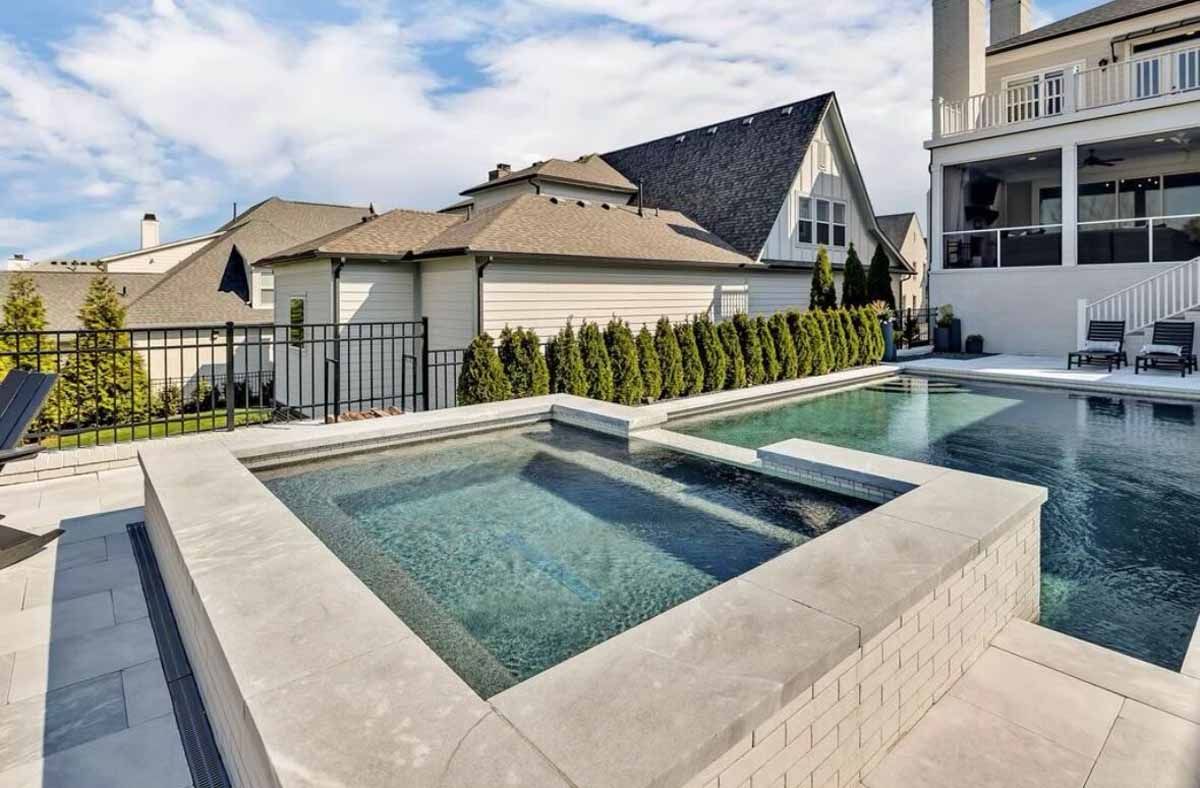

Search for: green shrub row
xmin=457 ymin=307 xmax=885 ymax=406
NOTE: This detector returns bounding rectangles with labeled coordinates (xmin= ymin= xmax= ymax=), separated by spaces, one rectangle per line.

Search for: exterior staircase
xmin=1080 ymin=256 xmax=1200 ymax=346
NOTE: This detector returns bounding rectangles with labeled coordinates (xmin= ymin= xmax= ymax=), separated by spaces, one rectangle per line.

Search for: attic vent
xmin=675 ymin=134 xmax=687 ymax=143
xmin=781 ymin=106 xmax=794 ymax=116
xmin=576 ymin=199 xmax=589 ymax=208
xmin=706 ymin=126 xmax=718 ymax=135
xmin=549 ymin=196 xmax=560 ymax=204
xmin=601 ymin=203 xmax=612 ymax=210
xmin=742 ymin=117 xmax=754 ymax=126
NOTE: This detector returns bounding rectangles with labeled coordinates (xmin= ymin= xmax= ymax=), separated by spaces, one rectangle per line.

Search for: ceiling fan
xmin=1081 ymin=148 xmax=1124 ymax=167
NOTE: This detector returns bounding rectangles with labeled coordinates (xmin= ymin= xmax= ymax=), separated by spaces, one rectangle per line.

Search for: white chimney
xmin=991 ymin=0 xmax=1031 ymax=46
xmin=933 ymin=0 xmax=987 ymax=104
xmin=140 ymin=213 xmax=160 ymax=249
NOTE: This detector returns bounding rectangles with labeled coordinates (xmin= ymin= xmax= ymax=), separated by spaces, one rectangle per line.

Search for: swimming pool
xmin=673 ymin=375 xmax=1200 ymax=670
xmin=259 ymin=422 xmax=872 ymax=697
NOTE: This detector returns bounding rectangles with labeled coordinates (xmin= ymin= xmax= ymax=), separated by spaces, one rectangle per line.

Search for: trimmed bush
xmin=840 ymin=243 xmax=868 ymax=307
xmin=579 ymin=321 xmax=614 ymax=401
xmin=605 ymin=318 xmax=643 ymax=406
xmin=769 ymin=312 xmax=798 ymax=379
xmin=786 ymin=309 xmax=809 ymax=376
xmin=157 ymin=383 xmax=183 ymax=417
xmin=804 ymin=311 xmax=832 ymax=375
xmin=757 ymin=316 xmax=781 ymax=383
xmin=868 ymin=243 xmax=895 ymax=309
xmin=827 ymin=310 xmax=848 ymax=370
xmin=656 ymin=317 xmax=685 ymax=399
xmin=840 ymin=310 xmax=861 ymax=367
xmin=636 ymin=325 xmax=662 ymax=402
xmin=732 ymin=313 xmax=765 ymax=386
xmin=716 ymin=320 xmax=746 ymax=389
xmin=676 ymin=321 xmax=705 ymax=396
xmin=547 ymin=321 xmax=587 ymax=395
xmin=458 ymin=332 xmax=512 ymax=405
xmin=693 ymin=315 xmax=727 ymax=393
xmin=865 ymin=307 xmax=886 ymax=362
xmin=809 ymin=246 xmax=837 ymax=309
xmin=499 ymin=326 xmax=549 ymax=398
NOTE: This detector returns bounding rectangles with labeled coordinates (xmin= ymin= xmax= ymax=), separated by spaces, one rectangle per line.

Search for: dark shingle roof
xmin=875 ymin=213 xmax=918 ymax=251
xmin=0 ymin=271 xmax=159 ymax=330
xmin=988 ymin=0 xmax=1195 ymax=53
xmin=600 ymin=93 xmax=834 ymax=260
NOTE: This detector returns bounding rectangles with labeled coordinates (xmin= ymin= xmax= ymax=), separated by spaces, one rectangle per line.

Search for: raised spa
xmin=258 ymin=422 xmax=872 ymax=697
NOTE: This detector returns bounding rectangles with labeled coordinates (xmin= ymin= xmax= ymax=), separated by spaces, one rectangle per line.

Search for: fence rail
xmin=0 ymin=320 xmax=441 ymax=449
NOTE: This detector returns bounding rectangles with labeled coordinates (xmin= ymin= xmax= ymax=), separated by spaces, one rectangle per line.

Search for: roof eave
xmin=986 ymin=0 xmax=1196 ymax=55
xmin=459 ymin=173 xmax=638 ymax=197
xmin=432 ymin=249 xmax=762 ymax=270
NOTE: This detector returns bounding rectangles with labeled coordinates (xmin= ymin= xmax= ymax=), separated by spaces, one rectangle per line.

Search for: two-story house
xmin=929 ymin=0 xmax=1200 ymax=355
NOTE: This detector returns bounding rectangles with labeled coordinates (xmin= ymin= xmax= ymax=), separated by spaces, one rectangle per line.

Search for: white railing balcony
xmin=934 ymin=41 xmax=1200 ymax=139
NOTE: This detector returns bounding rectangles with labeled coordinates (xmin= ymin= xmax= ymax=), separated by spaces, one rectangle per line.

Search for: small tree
xmin=547 ymin=320 xmax=588 ymax=396
xmin=826 ymin=310 xmax=848 ymax=370
xmin=732 ymin=313 xmax=765 ymax=386
xmin=786 ymin=309 xmax=809 ymax=376
xmin=605 ymin=318 xmax=644 ymax=406
xmin=840 ymin=244 xmax=869 ymax=307
xmin=579 ymin=321 xmax=614 ymax=401
xmin=853 ymin=308 xmax=875 ymax=365
xmin=0 ymin=272 xmax=52 ymax=381
xmin=804 ymin=311 xmax=832 ymax=375
xmin=676 ymin=321 xmax=704 ymax=396
xmin=655 ymin=317 xmax=685 ymax=399
xmin=809 ymin=246 xmax=837 ymax=309
xmin=457 ymin=332 xmax=511 ymax=405
xmin=865 ymin=305 xmax=887 ymax=363
xmin=867 ymin=243 xmax=896 ymax=309
xmin=499 ymin=327 xmax=549 ymax=398
xmin=716 ymin=320 xmax=746 ymax=389
xmin=636 ymin=325 xmax=662 ymax=402
xmin=840 ymin=310 xmax=861 ymax=367
xmin=756 ymin=316 xmax=781 ymax=382
xmin=158 ymin=383 xmax=183 ymax=417
xmin=769 ymin=312 xmax=798 ymax=379
xmin=693 ymin=314 xmax=726 ymax=393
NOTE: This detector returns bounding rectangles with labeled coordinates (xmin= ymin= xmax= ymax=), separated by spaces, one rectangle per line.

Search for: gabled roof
xmin=988 ymin=0 xmax=1195 ymax=54
xmin=600 ymin=94 xmax=833 ymax=259
xmin=263 ymin=209 xmax=460 ymax=263
xmin=875 ymin=213 xmax=919 ymax=251
xmin=459 ymin=154 xmax=638 ymax=196
xmin=0 ymin=271 xmax=159 ymax=330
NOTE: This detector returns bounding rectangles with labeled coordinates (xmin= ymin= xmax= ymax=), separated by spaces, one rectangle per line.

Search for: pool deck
xmin=899 ymin=354 xmax=1200 ymax=400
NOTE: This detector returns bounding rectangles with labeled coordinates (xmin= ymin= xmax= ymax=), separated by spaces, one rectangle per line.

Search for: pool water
xmin=259 ymin=423 xmax=871 ymax=697
xmin=674 ymin=375 xmax=1200 ymax=670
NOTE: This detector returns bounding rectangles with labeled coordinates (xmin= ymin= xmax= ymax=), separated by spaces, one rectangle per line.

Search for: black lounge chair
xmin=1134 ymin=321 xmax=1198 ymax=378
xmin=1068 ymin=320 xmax=1127 ymax=372
xmin=0 ymin=370 xmax=63 ymax=570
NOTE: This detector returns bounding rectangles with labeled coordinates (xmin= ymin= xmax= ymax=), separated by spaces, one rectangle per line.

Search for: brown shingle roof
xmin=459 ymin=154 xmax=638 ymax=196
xmin=264 ymin=209 xmax=461 ymax=262
xmin=0 ymin=271 xmax=160 ymax=330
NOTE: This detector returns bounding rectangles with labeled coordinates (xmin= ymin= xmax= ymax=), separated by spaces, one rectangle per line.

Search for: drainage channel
xmin=128 ymin=522 xmax=232 ymax=788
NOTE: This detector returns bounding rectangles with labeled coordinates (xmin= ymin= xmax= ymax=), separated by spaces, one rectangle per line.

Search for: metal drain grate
xmin=128 ymin=522 xmax=231 ymax=788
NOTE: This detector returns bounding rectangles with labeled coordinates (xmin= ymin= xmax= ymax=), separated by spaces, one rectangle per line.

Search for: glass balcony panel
xmin=1000 ymin=226 xmax=1062 ymax=266
xmin=1152 ymin=216 xmax=1200 ymax=262
xmin=943 ymin=231 xmax=998 ymax=269
xmin=1079 ymin=220 xmax=1151 ymax=264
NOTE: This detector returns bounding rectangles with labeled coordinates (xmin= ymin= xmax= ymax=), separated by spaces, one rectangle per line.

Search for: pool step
xmin=865 ymin=379 xmax=967 ymax=395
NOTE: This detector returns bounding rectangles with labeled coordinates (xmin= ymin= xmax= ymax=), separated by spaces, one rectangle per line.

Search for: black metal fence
xmin=897 ymin=307 xmax=934 ymax=349
xmin=0 ymin=319 xmax=442 ymax=449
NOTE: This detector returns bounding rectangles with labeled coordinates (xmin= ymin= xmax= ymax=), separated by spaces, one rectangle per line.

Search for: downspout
xmin=331 ymin=258 xmax=345 ymax=420
xmin=475 ymin=256 xmax=493 ymax=336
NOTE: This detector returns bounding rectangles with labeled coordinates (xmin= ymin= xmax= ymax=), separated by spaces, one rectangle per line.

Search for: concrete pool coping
xmin=138 ymin=371 xmax=1047 ymax=788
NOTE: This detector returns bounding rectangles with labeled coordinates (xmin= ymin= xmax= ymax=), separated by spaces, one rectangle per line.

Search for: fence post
xmin=421 ymin=316 xmax=430 ymax=412
xmin=224 ymin=322 xmax=236 ymax=431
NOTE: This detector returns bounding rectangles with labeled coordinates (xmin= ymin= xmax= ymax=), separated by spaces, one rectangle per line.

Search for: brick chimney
xmin=140 ymin=213 xmax=160 ymax=249
xmin=488 ymin=163 xmax=512 ymax=182
xmin=933 ymin=0 xmax=987 ymax=105
xmin=991 ymin=0 xmax=1031 ymax=46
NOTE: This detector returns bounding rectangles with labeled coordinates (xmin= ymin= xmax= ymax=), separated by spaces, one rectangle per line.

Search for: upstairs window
xmin=797 ymin=196 xmax=813 ymax=243
xmin=798 ymin=197 xmax=847 ymax=247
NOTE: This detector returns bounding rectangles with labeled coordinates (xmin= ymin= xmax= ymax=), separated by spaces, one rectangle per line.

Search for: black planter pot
xmin=882 ymin=322 xmax=896 ymax=362
xmin=965 ymin=336 xmax=984 ymax=354
xmin=934 ymin=326 xmax=951 ymax=352
xmin=949 ymin=319 xmax=962 ymax=352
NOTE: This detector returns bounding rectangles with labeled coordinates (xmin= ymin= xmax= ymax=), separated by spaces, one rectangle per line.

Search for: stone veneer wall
xmin=684 ymin=511 xmax=1041 ymax=788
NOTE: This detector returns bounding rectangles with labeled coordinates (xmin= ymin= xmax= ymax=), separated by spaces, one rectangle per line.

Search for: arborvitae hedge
xmin=805 ymin=311 xmax=832 ymax=375
xmin=809 ymin=246 xmax=838 ymax=309
xmin=605 ymin=318 xmax=644 ymax=406
xmin=693 ymin=315 xmax=726 ymax=392
xmin=841 ymin=243 xmax=868 ymax=307
xmin=676 ymin=321 xmax=705 ymax=396
xmin=770 ymin=312 xmax=799 ymax=379
xmin=498 ymin=326 xmax=548 ymax=397
xmin=716 ymin=320 xmax=746 ymax=389
xmin=840 ymin=311 xmax=861 ymax=367
xmin=827 ymin=310 xmax=848 ymax=370
xmin=864 ymin=307 xmax=885 ymax=362
xmin=787 ymin=309 xmax=809 ymax=376
xmin=547 ymin=320 xmax=587 ymax=395
xmin=579 ymin=321 xmax=614 ymax=401
xmin=868 ymin=243 xmax=895 ymax=309
xmin=636 ymin=325 xmax=662 ymax=402
xmin=732 ymin=313 xmax=765 ymax=386
xmin=757 ymin=316 xmax=781 ymax=383
xmin=458 ymin=332 xmax=512 ymax=405
xmin=656 ymin=317 xmax=685 ymax=399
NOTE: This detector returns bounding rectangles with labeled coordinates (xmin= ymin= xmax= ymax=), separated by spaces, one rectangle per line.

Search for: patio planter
xmin=965 ymin=335 xmax=984 ymax=354
xmin=882 ymin=322 xmax=897 ymax=362
xmin=934 ymin=319 xmax=962 ymax=353
xmin=949 ymin=318 xmax=963 ymax=352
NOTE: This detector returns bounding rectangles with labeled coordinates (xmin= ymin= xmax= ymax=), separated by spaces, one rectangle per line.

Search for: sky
xmin=0 ymin=0 xmax=1096 ymax=260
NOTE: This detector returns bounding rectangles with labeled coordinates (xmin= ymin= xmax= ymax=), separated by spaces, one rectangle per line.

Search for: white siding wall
xmin=420 ymin=256 xmax=476 ymax=408
xmin=760 ymin=113 xmax=877 ymax=267
xmin=271 ymin=259 xmax=332 ymax=410
xmin=102 ymin=237 xmax=215 ymax=273
xmin=337 ymin=262 xmax=418 ymax=412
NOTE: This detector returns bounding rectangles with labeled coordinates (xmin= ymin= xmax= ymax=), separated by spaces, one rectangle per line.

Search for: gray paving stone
xmin=493 ymin=577 xmax=859 ymax=788
xmin=111 ymin=583 xmax=148 ymax=624
xmin=0 ymin=713 xmax=190 ymax=788
xmin=22 ymin=556 xmax=140 ymax=609
xmin=741 ymin=510 xmax=977 ymax=642
xmin=441 ymin=712 xmax=571 ymax=787
xmin=0 ymin=576 xmax=24 ymax=616
xmin=993 ymin=619 xmax=1200 ymax=724
xmin=7 ymin=618 xmax=158 ymax=703
xmin=878 ymin=470 xmax=1045 ymax=549
xmin=120 ymin=660 xmax=171 ymax=727
xmin=55 ymin=507 xmax=142 ymax=546
xmin=245 ymin=638 xmax=491 ymax=788
xmin=950 ymin=648 xmax=1123 ymax=760
xmin=49 ymin=537 xmax=109 ymax=572
xmin=0 ymin=654 xmax=12 ymax=705
xmin=1086 ymin=700 xmax=1200 ymax=788
xmin=0 ymin=590 xmax=116 ymax=654
xmin=103 ymin=532 xmax=133 ymax=560
xmin=0 ymin=672 xmax=127 ymax=773
xmin=863 ymin=695 xmax=1092 ymax=788
xmin=758 ymin=437 xmax=949 ymax=490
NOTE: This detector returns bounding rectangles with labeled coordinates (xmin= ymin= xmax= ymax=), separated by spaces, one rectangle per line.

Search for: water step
xmin=865 ymin=380 xmax=966 ymax=395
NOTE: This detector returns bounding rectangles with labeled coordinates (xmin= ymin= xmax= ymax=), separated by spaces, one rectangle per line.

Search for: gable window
xmin=797 ymin=196 xmax=813 ymax=243
xmin=798 ymin=197 xmax=847 ymax=247
xmin=833 ymin=202 xmax=847 ymax=247
xmin=816 ymin=200 xmax=830 ymax=244
xmin=288 ymin=297 xmax=305 ymax=348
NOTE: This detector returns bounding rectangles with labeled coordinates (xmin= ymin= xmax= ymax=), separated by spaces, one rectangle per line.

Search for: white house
xmin=263 ymin=92 xmax=921 ymax=408
xmin=929 ymin=0 xmax=1200 ymax=355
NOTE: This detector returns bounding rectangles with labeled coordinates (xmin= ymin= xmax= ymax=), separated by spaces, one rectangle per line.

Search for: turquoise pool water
xmin=674 ymin=375 xmax=1200 ymax=670
xmin=259 ymin=423 xmax=871 ymax=697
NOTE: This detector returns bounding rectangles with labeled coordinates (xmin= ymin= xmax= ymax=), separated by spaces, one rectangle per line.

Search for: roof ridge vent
xmin=549 ymin=196 xmax=560 ymax=204
xmin=741 ymin=116 xmax=754 ymax=126
xmin=601 ymin=202 xmax=612 ymax=210
xmin=576 ymin=199 xmax=589 ymax=208
xmin=781 ymin=106 xmax=794 ymax=116
xmin=707 ymin=125 xmax=718 ymax=134
xmin=675 ymin=134 xmax=687 ymax=143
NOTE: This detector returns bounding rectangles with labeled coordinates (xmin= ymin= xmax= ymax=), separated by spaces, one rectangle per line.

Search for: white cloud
xmin=0 ymin=0 xmax=935 ymax=258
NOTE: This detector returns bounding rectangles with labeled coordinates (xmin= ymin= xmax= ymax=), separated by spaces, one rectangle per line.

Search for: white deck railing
xmin=1085 ymin=255 xmax=1200 ymax=335
xmin=935 ymin=42 xmax=1200 ymax=139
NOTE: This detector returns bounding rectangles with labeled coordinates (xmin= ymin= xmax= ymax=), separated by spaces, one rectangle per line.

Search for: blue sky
xmin=0 ymin=0 xmax=1095 ymax=260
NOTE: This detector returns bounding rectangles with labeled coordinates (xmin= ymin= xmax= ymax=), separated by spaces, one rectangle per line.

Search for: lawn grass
xmin=42 ymin=408 xmax=274 ymax=449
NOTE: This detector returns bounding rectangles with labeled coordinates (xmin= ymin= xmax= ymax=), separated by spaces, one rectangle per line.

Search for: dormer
xmin=459 ymin=154 xmax=639 ymax=210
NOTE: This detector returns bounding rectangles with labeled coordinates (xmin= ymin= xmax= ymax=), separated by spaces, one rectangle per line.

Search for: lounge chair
xmin=1067 ymin=320 xmax=1127 ymax=372
xmin=1134 ymin=321 xmax=1197 ymax=378
xmin=0 ymin=370 xmax=63 ymax=570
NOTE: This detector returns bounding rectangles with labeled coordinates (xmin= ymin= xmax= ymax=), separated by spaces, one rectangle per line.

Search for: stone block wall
xmin=685 ymin=511 xmax=1040 ymax=788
